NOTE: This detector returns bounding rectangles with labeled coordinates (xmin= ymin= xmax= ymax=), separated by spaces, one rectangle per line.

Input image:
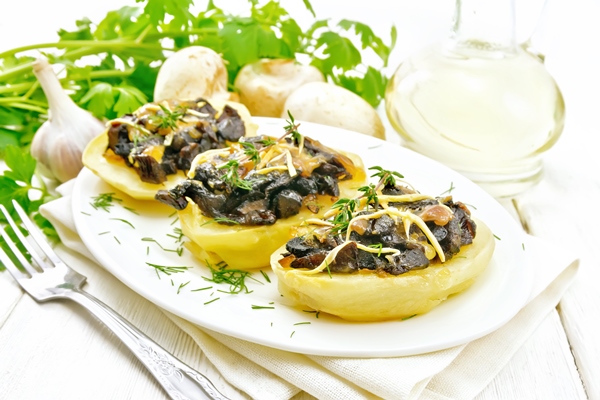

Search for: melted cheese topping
xmin=291 ymin=189 xmax=454 ymax=275
xmin=187 ymin=135 xmax=338 ymax=183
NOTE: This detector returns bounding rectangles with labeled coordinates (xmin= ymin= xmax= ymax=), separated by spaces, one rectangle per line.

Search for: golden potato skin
xmin=179 ymin=151 xmax=367 ymax=270
xmin=82 ymin=99 xmax=257 ymax=200
xmin=270 ymin=219 xmax=495 ymax=321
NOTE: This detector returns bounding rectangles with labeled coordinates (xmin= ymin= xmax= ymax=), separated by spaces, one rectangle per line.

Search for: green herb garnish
xmin=251 ymin=305 xmax=275 ymax=310
xmin=150 ymin=104 xmax=184 ymax=130
xmin=90 ymin=193 xmax=122 ymax=212
xmin=330 ymin=197 xmax=360 ymax=234
xmin=357 ymin=184 xmax=379 ymax=210
xmin=204 ymin=297 xmax=220 ymax=305
xmin=217 ymin=160 xmax=253 ymax=191
xmin=439 ymin=182 xmax=455 ymax=196
xmin=191 ymin=286 xmax=212 ymax=292
xmin=145 ymin=262 xmax=189 ymax=278
xmin=177 ymin=280 xmax=190 ymax=294
xmin=241 ymin=141 xmax=261 ymax=164
xmin=368 ymin=243 xmax=383 ymax=257
xmin=203 ymin=261 xmax=257 ymax=294
xmin=200 ymin=217 xmax=240 ymax=226
xmin=369 ymin=166 xmax=404 ymax=187
xmin=260 ymin=270 xmax=271 ymax=283
xmin=109 ymin=217 xmax=135 ymax=229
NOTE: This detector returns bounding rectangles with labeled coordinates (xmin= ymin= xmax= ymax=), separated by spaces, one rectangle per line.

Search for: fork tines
xmin=0 ymin=201 xmax=52 ymax=277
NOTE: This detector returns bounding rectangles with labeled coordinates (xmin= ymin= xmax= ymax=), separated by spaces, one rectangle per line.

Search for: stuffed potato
xmin=82 ymin=98 xmax=256 ymax=200
xmin=155 ymin=130 xmax=367 ymax=270
xmin=271 ymin=171 xmax=495 ymax=321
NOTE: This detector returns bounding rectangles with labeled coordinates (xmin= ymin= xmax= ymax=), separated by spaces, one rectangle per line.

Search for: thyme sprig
xmin=328 ymin=166 xmax=404 ymax=234
xmin=241 ymin=141 xmax=261 ymax=164
xmin=216 ymin=112 xmax=305 ymax=191
xmin=217 ymin=160 xmax=253 ymax=191
xmin=150 ymin=104 xmax=184 ymax=130
xmin=369 ymin=166 xmax=404 ymax=188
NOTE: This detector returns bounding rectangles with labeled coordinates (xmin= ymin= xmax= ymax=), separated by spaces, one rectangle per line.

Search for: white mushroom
xmin=234 ymin=59 xmax=324 ymax=117
xmin=154 ymin=46 xmax=235 ymax=102
xmin=282 ymin=82 xmax=386 ymax=139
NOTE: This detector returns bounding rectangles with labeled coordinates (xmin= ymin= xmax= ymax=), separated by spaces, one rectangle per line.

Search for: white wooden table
xmin=0 ymin=1 xmax=598 ymax=399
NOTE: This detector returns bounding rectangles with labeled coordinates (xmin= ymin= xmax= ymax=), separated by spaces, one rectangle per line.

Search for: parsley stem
xmin=0 ymin=40 xmax=170 ymax=60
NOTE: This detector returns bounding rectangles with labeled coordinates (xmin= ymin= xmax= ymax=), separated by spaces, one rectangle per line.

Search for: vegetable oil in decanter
xmin=385 ymin=45 xmax=565 ymax=197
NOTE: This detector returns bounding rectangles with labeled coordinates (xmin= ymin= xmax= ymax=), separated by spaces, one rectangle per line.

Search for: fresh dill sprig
xmin=293 ymin=322 xmax=311 ymax=326
xmin=124 ymin=206 xmax=139 ymax=215
xmin=142 ymin=237 xmax=183 ymax=256
xmin=439 ymin=181 xmax=455 ymax=196
xmin=90 ymin=193 xmax=122 ymax=212
xmin=109 ymin=218 xmax=135 ymax=229
xmin=251 ymin=305 xmax=275 ymax=310
xmin=167 ymin=227 xmax=185 ymax=243
xmin=260 ymin=270 xmax=271 ymax=283
xmin=202 ymin=261 xmax=257 ymax=294
xmin=177 ymin=281 xmax=190 ymax=294
xmin=191 ymin=286 xmax=212 ymax=292
xmin=145 ymin=262 xmax=189 ymax=278
xmin=200 ymin=217 xmax=240 ymax=226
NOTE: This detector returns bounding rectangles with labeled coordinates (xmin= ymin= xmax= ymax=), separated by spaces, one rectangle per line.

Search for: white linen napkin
xmin=40 ymin=181 xmax=579 ymax=400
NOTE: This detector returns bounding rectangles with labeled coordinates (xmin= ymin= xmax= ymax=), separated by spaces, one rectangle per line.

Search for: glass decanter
xmin=385 ymin=0 xmax=565 ymax=198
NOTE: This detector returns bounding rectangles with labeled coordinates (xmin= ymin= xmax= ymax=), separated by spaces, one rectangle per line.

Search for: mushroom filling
xmin=279 ymin=183 xmax=477 ymax=275
xmin=104 ymin=98 xmax=246 ymax=184
xmin=155 ymin=135 xmax=356 ymax=226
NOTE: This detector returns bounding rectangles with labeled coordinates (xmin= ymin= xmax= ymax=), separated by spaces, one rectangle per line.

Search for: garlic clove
xmin=31 ymin=57 xmax=105 ymax=182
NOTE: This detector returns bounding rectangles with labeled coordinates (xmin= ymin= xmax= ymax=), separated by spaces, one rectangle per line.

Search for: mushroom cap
xmin=282 ymin=82 xmax=386 ymax=139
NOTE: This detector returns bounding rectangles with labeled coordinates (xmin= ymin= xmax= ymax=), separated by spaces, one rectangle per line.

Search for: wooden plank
xmin=476 ymin=311 xmax=586 ymax=399
xmin=0 ymin=247 xmax=245 ymax=400
xmin=515 ymin=161 xmax=599 ymax=399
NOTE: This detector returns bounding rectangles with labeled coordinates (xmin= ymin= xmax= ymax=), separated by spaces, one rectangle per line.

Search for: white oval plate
xmin=72 ymin=117 xmax=533 ymax=357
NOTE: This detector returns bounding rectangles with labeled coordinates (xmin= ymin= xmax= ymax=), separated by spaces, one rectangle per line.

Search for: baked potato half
xmin=156 ymin=133 xmax=367 ymax=270
xmin=82 ymin=98 xmax=256 ymax=200
xmin=270 ymin=171 xmax=495 ymax=321
xmin=271 ymin=219 xmax=494 ymax=321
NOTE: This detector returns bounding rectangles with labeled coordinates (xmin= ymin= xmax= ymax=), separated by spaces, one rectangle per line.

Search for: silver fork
xmin=0 ymin=200 xmax=229 ymax=400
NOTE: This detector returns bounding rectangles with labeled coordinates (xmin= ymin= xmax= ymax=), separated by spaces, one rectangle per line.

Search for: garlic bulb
xmin=31 ymin=57 xmax=105 ymax=182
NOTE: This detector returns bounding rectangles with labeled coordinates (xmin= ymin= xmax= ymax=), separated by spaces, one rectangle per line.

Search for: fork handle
xmin=63 ymin=289 xmax=230 ymax=400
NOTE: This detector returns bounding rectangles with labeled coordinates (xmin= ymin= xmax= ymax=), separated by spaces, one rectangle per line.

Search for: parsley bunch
xmin=0 ymin=146 xmax=58 ymax=270
xmin=0 ymin=0 xmax=395 ymax=154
